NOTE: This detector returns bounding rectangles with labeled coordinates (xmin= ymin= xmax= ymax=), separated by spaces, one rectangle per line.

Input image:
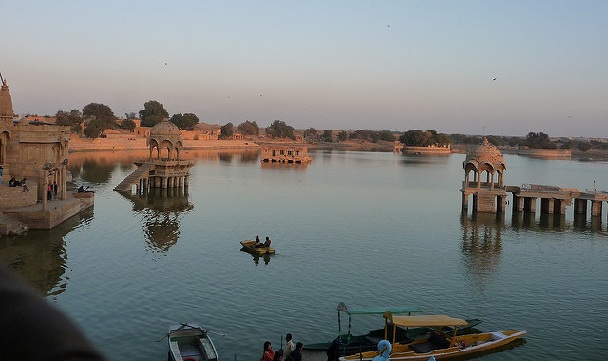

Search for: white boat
xmin=167 ymin=323 xmax=219 ymax=361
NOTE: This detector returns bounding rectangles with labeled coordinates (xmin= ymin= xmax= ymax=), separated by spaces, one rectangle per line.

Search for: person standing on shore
xmin=262 ymin=341 xmax=275 ymax=361
xmin=283 ymin=333 xmax=295 ymax=361
xmin=291 ymin=342 xmax=303 ymax=361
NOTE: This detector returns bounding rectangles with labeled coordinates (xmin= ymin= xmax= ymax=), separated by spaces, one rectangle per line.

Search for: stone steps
xmin=113 ymin=163 xmax=155 ymax=192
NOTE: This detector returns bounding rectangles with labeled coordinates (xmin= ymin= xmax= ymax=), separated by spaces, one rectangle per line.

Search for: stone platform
xmin=1 ymin=191 xmax=94 ymax=233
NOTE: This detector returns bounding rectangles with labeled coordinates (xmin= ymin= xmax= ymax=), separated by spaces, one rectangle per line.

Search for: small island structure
xmin=462 ymin=137 xmax=608 ymax=219
xmin=114 ymin=118 xmax=193 ymax=194
xmin=259 ymin=145 xmax=311 ymax=164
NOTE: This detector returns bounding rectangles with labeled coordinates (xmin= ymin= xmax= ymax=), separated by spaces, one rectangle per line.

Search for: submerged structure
xmin=114 ymin=119 xmax=193 ymax=193
xmin=461 ymin=137 xmax=608 ymax=218
xmin=461 ymin=138 xmax=507 ymax=213
xmin=259 ymin=145 xmax=312 ymax=164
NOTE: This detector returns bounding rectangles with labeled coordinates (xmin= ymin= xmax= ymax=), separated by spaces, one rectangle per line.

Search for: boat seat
xmin=410 ymin=331 xmax=450 ymax=354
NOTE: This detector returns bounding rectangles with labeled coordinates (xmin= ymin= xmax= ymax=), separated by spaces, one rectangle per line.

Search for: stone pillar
xmin=574 ymin=198 xmax=587 ymax=214
xmin=42 ymin=170 xmax=48 ymax=211
xmin=513 ymin=194 xmax=523 ymax=212
xmin=462 ymin=192 xmax=468 ymax=210
xmin=591 ymin=200 xmax=602 ymax=217
xmin=541 ymin=198 xmax=555 ymax=214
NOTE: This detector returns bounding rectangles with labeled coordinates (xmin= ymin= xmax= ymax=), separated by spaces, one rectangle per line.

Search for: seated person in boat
xmin=264 ymin=236 xmax=271 ymax=247
xmin=254 ymin=236 xmax=263 ymax=248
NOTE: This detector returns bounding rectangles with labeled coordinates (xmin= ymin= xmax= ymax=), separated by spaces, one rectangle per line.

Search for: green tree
xmin=220 ymin=122 xmax=235 ymax=139
xmin=237 ymin=120 xmax=259 ymax=135
xmin=82 ymin=103 xmax=116 ymax=138
xmin=139 ymin=100 xmax=169 ymax=127
xmin=525 ymin=132 xmax=556 ymax=149
xmin=303 ymin=128 xmax=318 ymax=140
xmin=321 ymin=130 xmax=333 ymax=142
xmin=378 ymin=130 xmax=396 ymax=142
xmin=399 ymin=129 xmax=450 ymax=146
xmin=170 ymin=113 xmax=199 ymax=130
xmin=124 ymin=112 xmax=137 ymax=120
xmin=55 ymin=109 xmax=84 ymax=134
xmin=120 ymin=119 xmax=136 ymax=131
xmin=265 ymin=120 xmax=295 ymax=139
xmin=338 ymin=130 xmax=348 ymax=141
xmin=83 ymin=120 xmax=103 ymax=139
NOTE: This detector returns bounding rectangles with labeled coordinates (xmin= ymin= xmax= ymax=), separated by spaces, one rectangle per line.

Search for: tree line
xmin=47 ymin=102 xmax=604 ymax=151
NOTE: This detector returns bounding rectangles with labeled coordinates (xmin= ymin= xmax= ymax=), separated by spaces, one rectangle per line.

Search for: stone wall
xmin=0 ymin=183 xmax=38 ymax=210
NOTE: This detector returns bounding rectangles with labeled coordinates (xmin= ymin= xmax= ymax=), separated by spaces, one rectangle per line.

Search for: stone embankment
xmin=68 ymin=135 xmax=259 ymax=152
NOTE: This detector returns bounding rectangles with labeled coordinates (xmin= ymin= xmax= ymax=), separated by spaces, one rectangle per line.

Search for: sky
xmin=2 ymin=1 xmax=607 ymax=137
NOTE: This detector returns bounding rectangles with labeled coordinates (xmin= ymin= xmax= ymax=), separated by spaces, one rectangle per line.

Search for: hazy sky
xmin=2 ymin=1 xmax=607 ymax=137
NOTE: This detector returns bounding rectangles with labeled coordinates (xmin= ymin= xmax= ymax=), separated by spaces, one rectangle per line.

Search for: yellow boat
xmin=240 ymin=240 xmax=275 ymax=255
xmin=340 ymin=312 xmax=526 ymax=361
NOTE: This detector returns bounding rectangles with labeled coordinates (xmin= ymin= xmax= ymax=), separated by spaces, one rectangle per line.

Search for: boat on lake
xmin=167 ymin=323 xmax=219 ymax=361
xmin=306 ymin=303 xmax=481 ymax=356
xmin=340 ymin=313 xmax=526 ymax=361
xmin=305 ymin=303 xmax=422 ymax=353
xmin=240 ymin=239 xmax=275 ymax=255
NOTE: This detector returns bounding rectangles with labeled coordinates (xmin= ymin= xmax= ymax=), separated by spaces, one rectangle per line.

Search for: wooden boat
xmin=340 ymin=313 xmax=526 ymax=361
xmin=306 ymin=303 xmax=481 ymax=355
xmin=167 ymin=323 xmax=218 ymax=361
xmin=240 ymin=239 xmax=275 ymax=255
xmin=305 ymin=303 xmax=422 ymax=353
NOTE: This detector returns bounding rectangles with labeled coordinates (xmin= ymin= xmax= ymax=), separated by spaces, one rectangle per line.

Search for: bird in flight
xmin=492 ymin=77 xmax=497 ymax=81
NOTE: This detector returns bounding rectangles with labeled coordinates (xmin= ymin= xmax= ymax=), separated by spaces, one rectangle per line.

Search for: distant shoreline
xmin=67 ymin=135 xmax=608 ymax=161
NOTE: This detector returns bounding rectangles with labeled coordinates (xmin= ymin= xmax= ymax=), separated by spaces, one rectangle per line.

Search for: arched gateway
xmin=461 ymin=137 xmax=507 ymax=213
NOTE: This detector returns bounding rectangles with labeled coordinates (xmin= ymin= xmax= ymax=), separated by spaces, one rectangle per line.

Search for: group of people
xmin=47 ymin=181 xmax=58 ymax=200
xmin=262 ymin=333 xmax=303 ymax=361
xmin=254 ymin=235 xmax=272 ymax=248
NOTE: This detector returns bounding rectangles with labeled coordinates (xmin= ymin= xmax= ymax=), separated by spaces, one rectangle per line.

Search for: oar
xmin=156 ymin=333 xmax=169 ymax=342
xmin=179 ymin=323 xmax=226 ymax=337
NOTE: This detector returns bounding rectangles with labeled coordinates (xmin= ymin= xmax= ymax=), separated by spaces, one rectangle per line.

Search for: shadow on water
xmin=239 ymin=250 xmax=272 ymax=266
xmin=460 ymin=211 xmax=504 ymax=288
xmin=118 ymin=188 xmax=193 ymax=253
xmin=0 ymin=207 xmax=94 ymax=297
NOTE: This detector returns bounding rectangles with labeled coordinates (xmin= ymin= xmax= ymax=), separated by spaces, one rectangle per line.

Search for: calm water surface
xmin=1 ymin=150 xmax=607 ymax=361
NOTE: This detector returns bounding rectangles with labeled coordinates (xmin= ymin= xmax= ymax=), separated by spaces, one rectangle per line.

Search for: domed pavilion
xmin=461 ymin=137 xmax=507 ymax=213
xmin=114 ymin=119 xmax=193 ymax=193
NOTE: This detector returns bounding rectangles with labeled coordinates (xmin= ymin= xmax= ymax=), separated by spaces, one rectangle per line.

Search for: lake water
xmin=1 ymin=149 xmax=608 ymax=361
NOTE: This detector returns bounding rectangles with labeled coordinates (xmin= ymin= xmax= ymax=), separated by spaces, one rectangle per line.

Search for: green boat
xmin=304 ymin=303 xmax=422 ymax=353
xmin=305 ymin=303 xmax=482 ymax=357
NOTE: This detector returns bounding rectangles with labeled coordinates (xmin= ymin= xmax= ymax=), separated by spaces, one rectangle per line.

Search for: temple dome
xmin=150 ymin=118 xmax=180 ymax=138
xmin=464 ymin=137 xmax=506 ymax=170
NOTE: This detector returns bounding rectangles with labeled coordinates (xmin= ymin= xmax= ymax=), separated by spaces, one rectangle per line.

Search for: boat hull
xmin=240 ymin=240 xmax=275 ymax=255
xmin=341 ymin=329 xmax=526 ymax=361
xmin=168 ymin=323 xmax=218 ymax=361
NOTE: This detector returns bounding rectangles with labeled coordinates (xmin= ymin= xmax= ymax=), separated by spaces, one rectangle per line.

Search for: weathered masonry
xmin=260 ymin=145 xmax=312 ymax=164
xmin=461 ymin=138 xmax=608 ymax=220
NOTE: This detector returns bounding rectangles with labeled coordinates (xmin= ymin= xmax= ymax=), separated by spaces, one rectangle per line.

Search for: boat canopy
xmin=337 ymin=302 xmax=421 ymax=315
xmin=385 ymin=313 xmax=469 ymax=328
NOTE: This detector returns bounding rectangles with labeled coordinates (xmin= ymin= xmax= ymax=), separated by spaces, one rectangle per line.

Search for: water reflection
xmin=119 ymin=188 xmax=193 ymax=252
xmin=460 ymin=211 xmax=504 ymax=288
xmin=181 ymin=149 xmax=260 ymax=164
xmin=240 ymin=251 xmax=272 ymax=266
xmin=0 ymin=207 xmax=94 ymax=297
xmin=260 ymin=162 xmax=309 ymax=170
